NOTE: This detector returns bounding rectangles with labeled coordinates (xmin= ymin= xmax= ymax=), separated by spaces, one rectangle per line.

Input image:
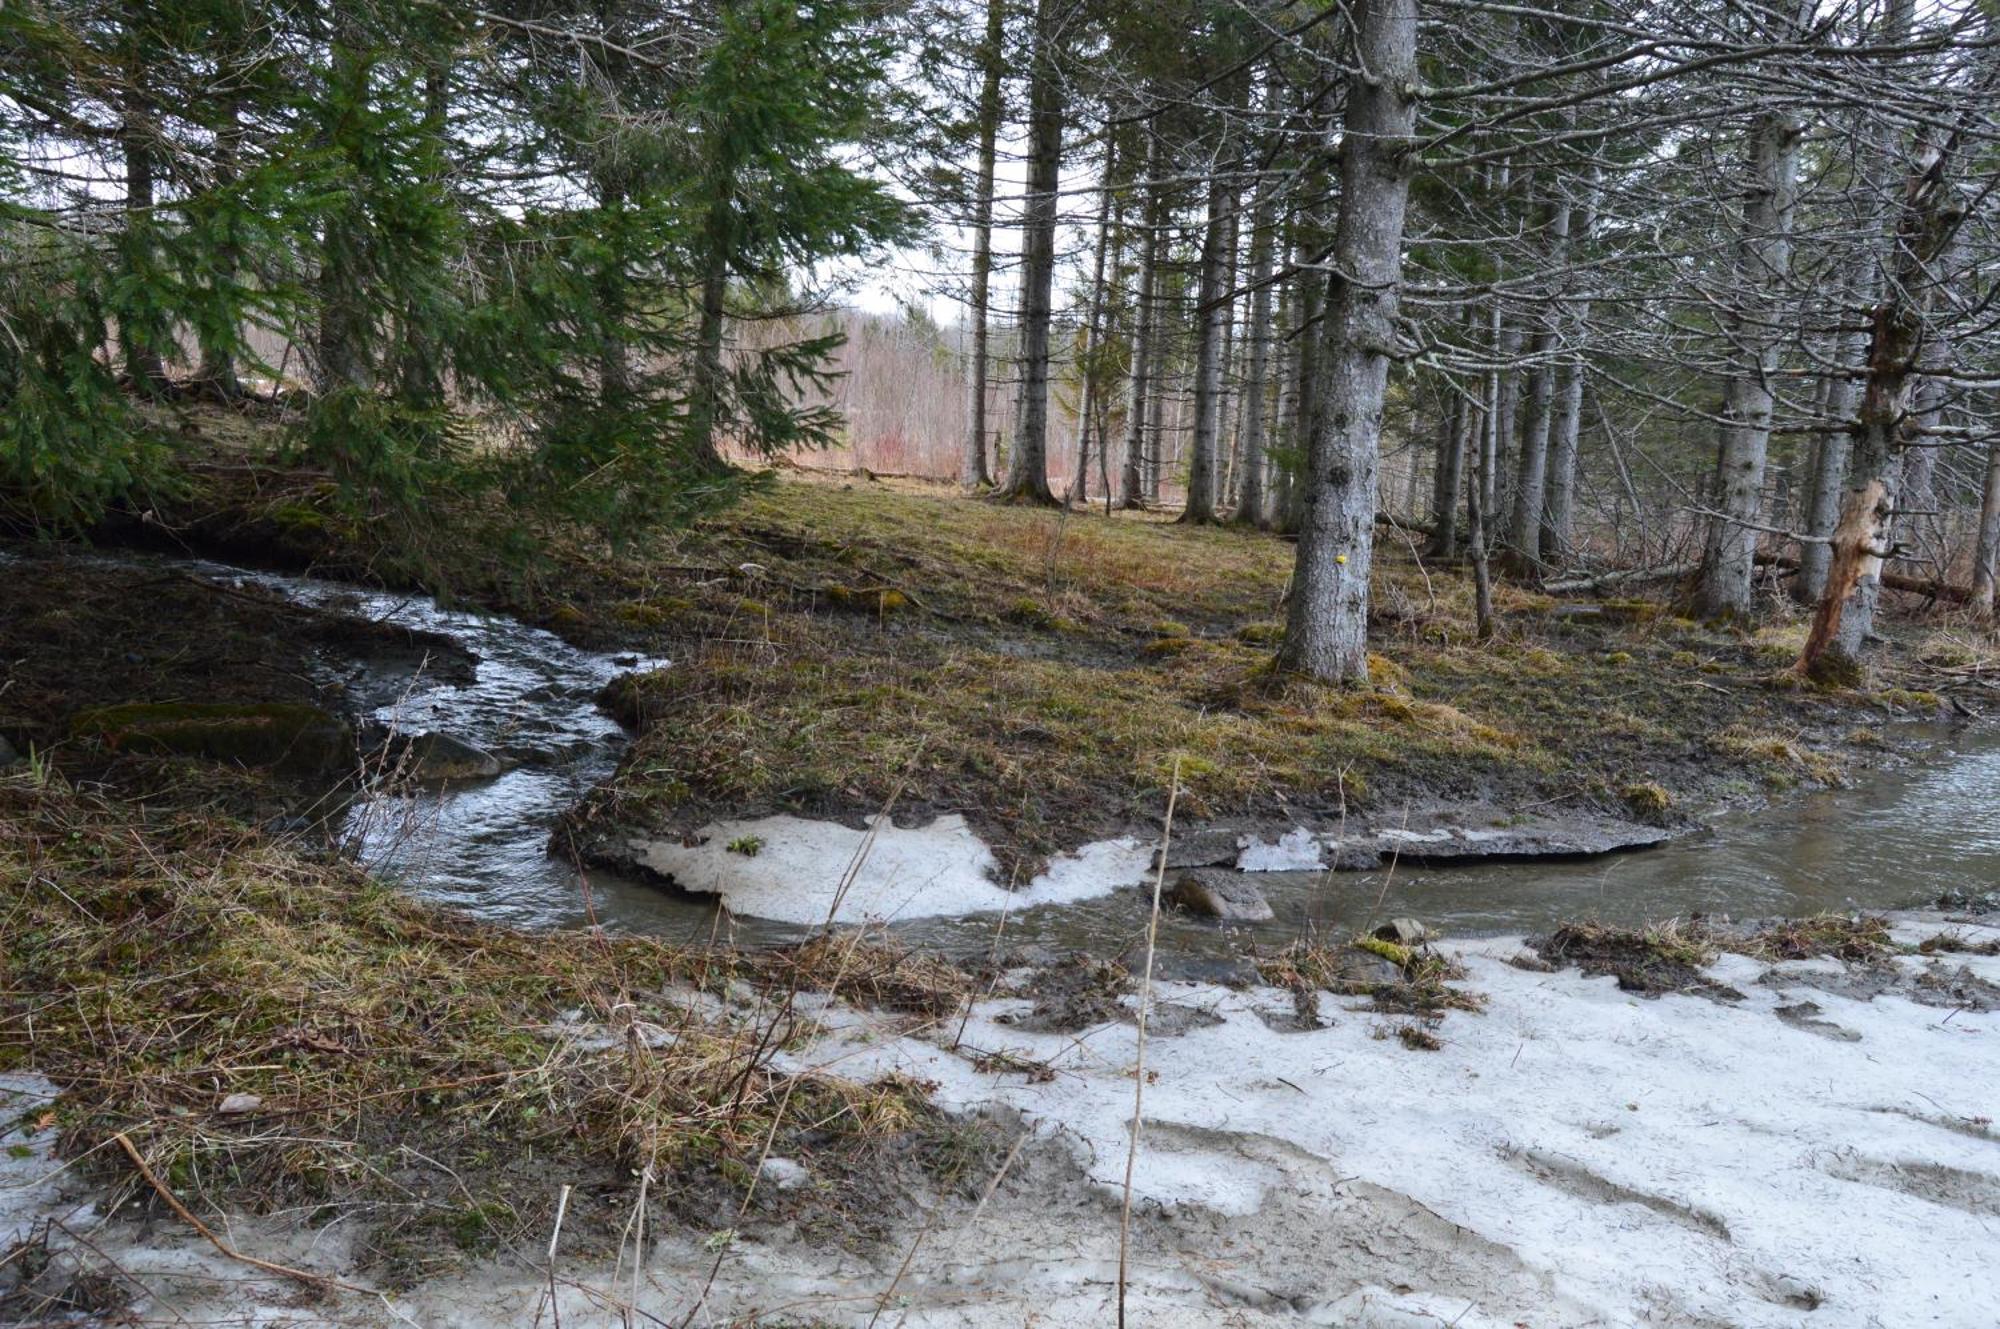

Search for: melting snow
xmin=799 ymin=916 xmax=2000 ymax=1327
xmin=629 ymin=814 xmax=1153 ymax=924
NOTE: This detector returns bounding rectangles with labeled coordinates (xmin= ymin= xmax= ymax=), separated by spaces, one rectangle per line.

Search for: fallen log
xmin=1543 ymin=554 xmax=1974 ymax=605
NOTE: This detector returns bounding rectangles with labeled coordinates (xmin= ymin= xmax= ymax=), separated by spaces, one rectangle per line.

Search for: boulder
xmin=385 ymin=731 xmax=505 ymax=782
xmin=1165 ymin=869 xmax=1275 ymax=922
xmin=70 ymin=702 xmax=353 ymax=778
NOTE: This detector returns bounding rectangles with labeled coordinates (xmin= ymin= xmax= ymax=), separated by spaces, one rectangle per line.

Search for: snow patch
xmin=799 ymin=928 xmax=2000 ymax=1327
xmin=629 ymin=814 xmax=1152 ymax=925
xmin=1235 ymin=827 xmax=1325 ymax=871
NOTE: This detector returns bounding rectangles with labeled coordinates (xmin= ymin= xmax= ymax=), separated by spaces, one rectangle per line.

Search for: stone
xmin=217 ymin=1092 xmax=263 ymax=1115
xmin=758 ymin=1157 xmax=809 ymax=1191
xmin=385 ymin=731 xmax=505 ymax=782
xmin=1165 ymin=870 xmax=1275 ymax=922
xmin=1374 ymin=917 xmax=1431 ymax=947
xmin=0 ymin=735 xmax=18 ymax=768
xmin=70 ymin=702 xmax=353 ymax=778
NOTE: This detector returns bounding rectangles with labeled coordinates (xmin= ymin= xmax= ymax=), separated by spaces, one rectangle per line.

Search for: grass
xmin=0 ymin=764 xmax=974 ymax=1286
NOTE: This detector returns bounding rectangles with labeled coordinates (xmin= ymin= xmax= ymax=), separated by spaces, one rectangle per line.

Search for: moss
xmin=1876 ymin=688 xmax=1942 ymax=711
xmin=1143 ymin=636 xmax=1194 ymax=657
xmin=69 ymin=701 xmax=352 ymax=776
xmin=1600 ymin=599 xmax=1663 ymax=624
xmin=1668 ymin=650 xmax=1700 ymax=669
xmin=1355 ymin=935 xmax=1414 ymax=968
xmin=1003 ymin=597 xmax=1059 ymax=630
xmin=1150 ymin=619 xmax=1192 ymax=639
xmin=1234 ymin=621 xmax=1285 ymax=645
xmin=614 ymin=600 xmax=671 ymax=628
xmin=1365 ymin=652 xmax=1409 ymax=690
xmin=1602 ymin=651 xmax=1634 ymax=666
xmin=1621 ymin=781 xmax=1673 ymax=820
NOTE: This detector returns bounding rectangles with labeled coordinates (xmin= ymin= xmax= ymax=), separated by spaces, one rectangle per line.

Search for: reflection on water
xmin=210 ymin=556 xmax=1998 ymax=961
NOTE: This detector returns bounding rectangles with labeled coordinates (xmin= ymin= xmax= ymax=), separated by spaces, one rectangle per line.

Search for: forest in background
xmin=7 ymin=0 xmax=2000 ymax=688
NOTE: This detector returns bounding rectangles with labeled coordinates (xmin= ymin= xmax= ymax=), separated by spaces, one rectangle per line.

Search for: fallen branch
xmin=113 ymin=1132 xmax=370 ymax=1295
xmin=1542 ymin=562 xmax=1698 ymax=594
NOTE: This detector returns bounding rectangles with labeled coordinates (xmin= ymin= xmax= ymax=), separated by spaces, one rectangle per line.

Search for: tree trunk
xmin=1973 ymin=435 xmax=2000 ymax=616
xmin=1120 ymin=136 xmax=1162 ymax=510
xmin=1275 ymin=0 xmax=1417 ymax=684
xmin=195 ymin=92 xmax=246 ymax=400
xmin=960 ymin=0 xmax=1004 ymax=490
xmin=122 ymin=127 xmax=168 ymax=395
xmin=1543 ymin=357 xmax=1586 ymax=561
xmin=1182 ymin=172 xmax=1234 ymax=524
xmin=1233 ymin=131 xmax=1276 ymax=528
xmin=1069 ymin=151 xmax=1117 ymax=505
xmin=1798 ymin=147 xmax=1963 ymax=680
xmin=688 ymin=198 xmax=733 ymax=470
xmin=121 ymin=20 xmax=167 ymax=398
xmin=315 ymin=14 xmax=375 ymax=395
xmin=397 ymin=67 xmax=449 ymax=408
xmin=998 ymin=0 xmax=1063 ymax=505
xmin=1694 ymin=105 xmax=1803 ymax=620
xmin=1427 ymin=387 xmax=1465 ymax=558
xmin=1280 ymin=264 xmax=1324 ymax=536
xmin=1506 ymin=191 xmax=1570 ymax=571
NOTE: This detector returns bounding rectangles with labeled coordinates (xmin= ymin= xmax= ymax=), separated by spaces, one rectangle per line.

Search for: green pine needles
xmin=0 ymin=0 xmax=912 ymax=543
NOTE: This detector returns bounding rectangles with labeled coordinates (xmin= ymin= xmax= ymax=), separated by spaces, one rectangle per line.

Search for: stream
xmin=192 ymin=559 xmax=1997 ymax=960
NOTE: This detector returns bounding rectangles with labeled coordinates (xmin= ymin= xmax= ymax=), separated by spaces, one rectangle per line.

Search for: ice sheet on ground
xmin=630 ymin=813 xmax=1153 ymax=924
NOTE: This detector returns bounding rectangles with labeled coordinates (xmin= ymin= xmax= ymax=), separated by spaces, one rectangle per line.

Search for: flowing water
xmin=182 ymin=559 xmax=2000 ymax=959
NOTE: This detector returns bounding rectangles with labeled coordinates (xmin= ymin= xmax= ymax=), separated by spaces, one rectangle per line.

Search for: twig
xmin=113 ymin=1131 xmax=369 ymax=1294
xmin=1117 ymin=757 xmax=1182 ymax=1329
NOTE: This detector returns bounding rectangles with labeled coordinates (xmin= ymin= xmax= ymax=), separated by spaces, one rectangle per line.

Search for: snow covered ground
xmin=628 ymin=812 xmax=1155 ymax=924
xmin=6 ymin=914 xmax=1997 ymax=1327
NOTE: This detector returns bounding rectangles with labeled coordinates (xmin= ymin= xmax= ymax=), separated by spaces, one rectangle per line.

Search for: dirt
xmin=0 ymin=549 xmax=474 ymax=821
xmin=1535 ymin=920 xmax=1745 ymax=1000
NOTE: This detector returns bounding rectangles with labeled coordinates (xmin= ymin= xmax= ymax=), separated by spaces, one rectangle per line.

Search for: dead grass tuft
xmin=1744 ymin=914 xmax=1896 ymax=963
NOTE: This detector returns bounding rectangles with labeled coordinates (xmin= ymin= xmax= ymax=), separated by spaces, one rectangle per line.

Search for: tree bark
xmin=997 ymin=0 xmax=1063 ymax=505
xmin=1973 ymin=436 xmax=2000 ymax=616
xmin=120 ymin=6 xmax=167 ymax=398
xmin=1275 ymin=0 xmax=1417 ymax=684
xmin=1798 ymin=141 xmax=1964 ymax=679
xmin=960 ymin=0 xmax=1004 ymax=490
xmin=1233 ymin=126 xmax=1276 ymax=528
xmin=195 ymin=91 xmax=246 ymax=400
xmin=1506 ymin=190 xmax=1570 ymax=571
xmin=1120 ymin=135 xmax=1162 ymax=510
xmin=1069 ymin=151 xmax=1117 ymax=505
xmin=1426 ymin=386 xmax=1465 ymax=557
xmin=1182 ymin=170 xmax=1234 ymax=524
xmin=1694 ymin=104 xmax=1804 ymax=620
xmin=315 ymin=12 xmax=375 ymax=395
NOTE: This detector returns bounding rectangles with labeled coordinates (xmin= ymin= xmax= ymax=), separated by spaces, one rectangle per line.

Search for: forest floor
xmin=5 ymin=400 xmax=2000 ymax=1325
xmin=10 ymin=398 xmax=1988 ymax=881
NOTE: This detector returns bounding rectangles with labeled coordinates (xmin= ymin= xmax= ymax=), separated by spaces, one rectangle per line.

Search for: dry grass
xmin=1744 ymin=914 xmax=1897 ymax=963
xmin=0 ymin=765 xmax=939 ymax=1284
xmin=1537 ymin=919 xmax=1726 ymax=996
